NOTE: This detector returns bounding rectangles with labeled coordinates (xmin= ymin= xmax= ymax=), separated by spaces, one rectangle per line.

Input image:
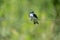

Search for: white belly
xmin=30 ymin=14 xmax=33 ymax=17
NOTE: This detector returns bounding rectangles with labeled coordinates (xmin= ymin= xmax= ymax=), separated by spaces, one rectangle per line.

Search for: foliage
xmin=0 ymin=0 xmax=60 ymax=40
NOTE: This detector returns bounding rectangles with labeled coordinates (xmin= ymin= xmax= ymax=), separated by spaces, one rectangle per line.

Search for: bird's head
xmin=30 ymin=11 xmax=34 ymax=13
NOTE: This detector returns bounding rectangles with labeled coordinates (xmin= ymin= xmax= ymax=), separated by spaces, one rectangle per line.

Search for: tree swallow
xmin=29 ymin=11 xmax=39 ymax=24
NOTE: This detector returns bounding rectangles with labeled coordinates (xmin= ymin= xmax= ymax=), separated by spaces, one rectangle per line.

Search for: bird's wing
xmin=33 ymin=14 xmax=38 ymax=19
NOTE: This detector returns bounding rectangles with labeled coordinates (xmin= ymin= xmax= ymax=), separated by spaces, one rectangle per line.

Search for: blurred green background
xmin=0 ymin=0 xmax=60 ymax=40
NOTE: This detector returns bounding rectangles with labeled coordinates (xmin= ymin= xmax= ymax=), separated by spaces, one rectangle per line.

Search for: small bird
xmin=29 ymin=11 xmax=39 ymax=24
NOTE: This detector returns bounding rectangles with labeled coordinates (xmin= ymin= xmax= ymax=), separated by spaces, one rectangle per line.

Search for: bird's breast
xmin=30 ymin=14 xmax=33 ymax=17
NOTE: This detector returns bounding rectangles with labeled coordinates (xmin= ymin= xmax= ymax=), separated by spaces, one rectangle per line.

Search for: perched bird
xmin=29 ymin=11 xmax=39 ymax=24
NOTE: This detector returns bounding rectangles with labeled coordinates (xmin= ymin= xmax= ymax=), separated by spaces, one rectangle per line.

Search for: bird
xmin=29 ymin=11 xmax=39 ymax=24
